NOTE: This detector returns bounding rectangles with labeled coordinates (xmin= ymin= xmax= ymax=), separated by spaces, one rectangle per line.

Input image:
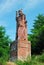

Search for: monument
xmin=10 ymin=10 xmax=31 ymax=61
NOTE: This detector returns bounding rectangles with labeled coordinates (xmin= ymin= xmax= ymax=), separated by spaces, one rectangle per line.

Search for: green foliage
xmin=15 ymin=60 xmax=23 ymax=65
xmin=38 ymin=53 xmax=44 ymax=62
xmin=0 ymin=26 xmax=11 ymax=61
xmin=28 ymin=14 xmax=44 ymax=54
xmin=0 ymin=58 xmax=6 ymax=65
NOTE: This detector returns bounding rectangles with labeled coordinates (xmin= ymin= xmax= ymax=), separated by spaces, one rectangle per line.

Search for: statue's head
xmin=18 ymin=9 xmax=23 ymax=16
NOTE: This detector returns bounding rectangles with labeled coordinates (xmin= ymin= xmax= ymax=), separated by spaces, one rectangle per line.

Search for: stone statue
xmin=10 ymin=10 xmax=31 ymax=61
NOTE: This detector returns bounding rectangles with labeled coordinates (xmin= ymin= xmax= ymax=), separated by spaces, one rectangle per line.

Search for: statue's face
xmin=18 ymin=10 xmax=22 ymax=15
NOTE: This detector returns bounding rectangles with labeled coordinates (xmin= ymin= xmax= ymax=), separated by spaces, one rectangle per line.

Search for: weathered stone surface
xmin=10 ymin=10 xmax=31 ymax=61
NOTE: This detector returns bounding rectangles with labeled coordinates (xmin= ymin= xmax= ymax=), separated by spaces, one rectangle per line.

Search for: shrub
xmin=15 ymin=60 xmax=23 ymax=65
xmin=38 ymin=53 xmax=44 ymax=62
xmin=0 ymin=58 xmax=6 ymax=65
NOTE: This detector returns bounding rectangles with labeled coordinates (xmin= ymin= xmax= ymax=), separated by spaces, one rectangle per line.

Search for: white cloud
xmin=0 ymin=0 xmax=17 ymax=14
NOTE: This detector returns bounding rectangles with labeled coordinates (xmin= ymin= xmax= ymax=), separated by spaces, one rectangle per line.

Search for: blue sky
xmin=0 ymin=0 xmax=44 ymax=41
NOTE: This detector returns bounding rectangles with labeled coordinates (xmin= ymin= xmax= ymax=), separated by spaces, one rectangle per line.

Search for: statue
xmin=10 ymin=10 xmax=31 ymax=61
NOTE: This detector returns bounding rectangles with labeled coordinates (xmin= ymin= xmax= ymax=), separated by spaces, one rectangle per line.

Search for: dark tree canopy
xmin=28 ymin=14 xmax=44 ymax=55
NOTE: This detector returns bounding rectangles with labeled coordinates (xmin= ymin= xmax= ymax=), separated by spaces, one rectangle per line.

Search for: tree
xmin=28 ymin=14 xmax=44 ymax=55
xmin=0 ymin=26 xmax=11 ymax=61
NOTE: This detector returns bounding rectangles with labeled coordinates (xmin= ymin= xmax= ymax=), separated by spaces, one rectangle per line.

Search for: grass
xmin=0 ymin=53 xmax=44 ymax=65
xmin=0 ymin=58 xmax=6 ymax=65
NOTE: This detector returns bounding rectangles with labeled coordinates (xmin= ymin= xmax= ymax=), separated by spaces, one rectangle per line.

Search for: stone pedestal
xmin=18 ymin=41 xmax=31 ymax=60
